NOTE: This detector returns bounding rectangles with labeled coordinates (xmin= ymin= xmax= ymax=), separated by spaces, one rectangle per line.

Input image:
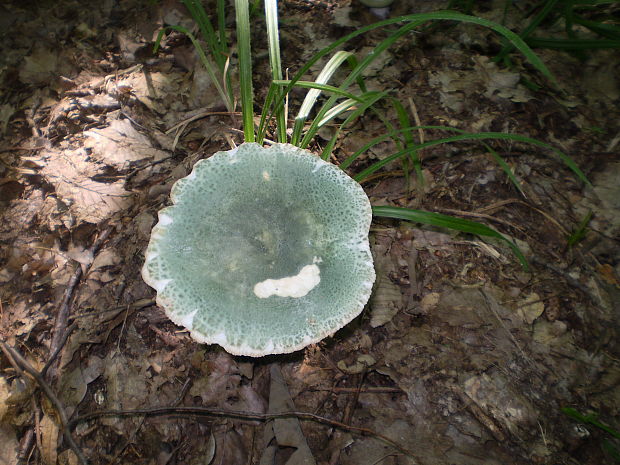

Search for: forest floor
xmin=0 ymin=0 xmax=619 ymax=464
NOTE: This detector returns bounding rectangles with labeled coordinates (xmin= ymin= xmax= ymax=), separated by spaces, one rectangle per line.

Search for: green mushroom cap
xmin=142 ymin=143 xmax=375 ymax=356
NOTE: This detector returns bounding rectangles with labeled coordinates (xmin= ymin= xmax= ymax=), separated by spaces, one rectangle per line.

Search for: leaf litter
xmin=0 ymin=0 xmax=619 ymax=464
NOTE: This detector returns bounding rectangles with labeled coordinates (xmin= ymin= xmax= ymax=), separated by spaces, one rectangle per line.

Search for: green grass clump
xmin=449 ymin=0 xmax=620 ymax=61
xmin=157 ymin=0 xmax=592 ymax=269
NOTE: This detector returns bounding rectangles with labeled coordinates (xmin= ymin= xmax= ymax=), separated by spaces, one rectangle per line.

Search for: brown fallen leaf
xmin=260 ymin=365 xmax=316 ymax=465
xmin=40 ymin=413 xmax=59 ymax=465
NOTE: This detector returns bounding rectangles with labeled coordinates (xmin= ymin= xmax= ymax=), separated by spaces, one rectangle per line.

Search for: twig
xmin=172 ymin=378 xmax=192 ymax=407
xmin=309 ymin=386 xmax=402 ymax=394
xmin=343 ymin=369 xmax=367 ymax=425
xmin=126 ymin=154 xmax=176 ymax=181
xmin=407 ymin=97 xmax=425 ymax=146
xmin=330 ymin=369 xmax=368 ymax=465
xmin=476 ymin=199 xmax=569 ymax=236
xmin=69 ymin=406 xmax=421 ymax=463
xmin=72 ymin=299 xmax=155 ymax=319
xmin=0 ymin=342 xmax=88 ymax=465
xmin=47 ymin=227 xmax=112 ymax=380
xmin=32 ymin=397 xmax=43 ymax=460
xmin=16 ymin=427 xmax=34 ymax=465
xmin=165 ymin=110 xmax=241 ymax=135
xmin=0 ymin=342 xmax=25 ymax=377
xmin=41 ymin=322 xmax=76 ymax=378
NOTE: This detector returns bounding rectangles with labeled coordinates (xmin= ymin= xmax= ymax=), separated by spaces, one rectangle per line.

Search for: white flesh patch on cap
xmin=254 ymin=260 xmax=321 ymax=299
xmin=177 ymin=308 xmax=198 ymax=329
xmin=158 ymin=213 xmax=173 ymax=226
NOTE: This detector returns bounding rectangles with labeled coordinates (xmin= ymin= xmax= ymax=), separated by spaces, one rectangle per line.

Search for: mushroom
xmin=142 ymin=143 xmax=375 ymax=356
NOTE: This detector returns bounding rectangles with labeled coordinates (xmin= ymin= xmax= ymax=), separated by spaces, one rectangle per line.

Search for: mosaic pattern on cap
xmin=142 ymin=143 xmax=375 ymax=356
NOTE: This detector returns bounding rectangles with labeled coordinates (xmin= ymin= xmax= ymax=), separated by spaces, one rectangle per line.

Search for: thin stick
xmin=72 ymin=299 xmax=155 ymax=319
xmin=16 ymin=427 xmax=35 ymax=465
xmin=69 ymin=406 xmax=420 ymax=462
xmin=41 ymin=322 xmax=76 ymax=378
xmin=407 ymin=97 xmax=425 ymax=145
xmin=330 ymin=369 xmax=368 ymax=465
xmin=0 ymin=342 xmax=88 ymax=465
xmin=309 ymin=386 xmax=402 ymax=394
xmin=47 ymin=227 xmax=112 ymax=380
xmin=165 ymin=110 xmax=241 ymax=134
xmin=32 ymin=397 xmax=43 ymax=459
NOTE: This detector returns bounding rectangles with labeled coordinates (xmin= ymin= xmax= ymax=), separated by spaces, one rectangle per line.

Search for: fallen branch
xmin=69 ymin=405 xmax=421 ymax=463
xmin=0 ymin=342 xmax=88 ymax=465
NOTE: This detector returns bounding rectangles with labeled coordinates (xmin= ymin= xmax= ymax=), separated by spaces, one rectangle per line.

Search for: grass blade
xmin=320 ymin=92 xmax=392 ymax=161
xmin=217 ymin=0 xmax=227 ymax=50
xmin=154 ymin=25 xmax=232 ymax=112
xmin=260 ymin=11 xmax=556 ymax=144
xmin=484 ymin=142 xmax=525 ymax=196
xmin=292 ymin=51 xmax=354 ymax=146
xmin=235 ymin=0 xmax=254 ymax=142
xmin=264 ymin=0 xmax=287 ymax=142
xmin=388 ymin=97 xmax=420 ymax=187
xmin=573 ymin=15 xmax=620 ymax=40
xmin=346 ymin=129 xmax=589 ymax=187
xmin=567 ymin=211 xmax=593 ymax=247
xmin=272 ymin=80 xmax=367 ymax=101
xmin=372 ymin=205 xmax=529 ymax=269
xmin=495 ymin=0 xmax=560 ymax=63
xmin=182 ymin=0 xmax=226 ymax=68
xmin=562 ymin=407 xmax=620 ymax=440
xmin=300 ymin=22 xmax=420 ymax=148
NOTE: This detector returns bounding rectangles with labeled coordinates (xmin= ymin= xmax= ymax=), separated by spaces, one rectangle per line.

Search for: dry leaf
xmin=369 ymin=271 xmax=402 ymax=328
xmin=67 ymin=243 xmax=94 ymax=267
xmin=84 ymin=119 xmax=168 ymax=168
xmin=419 ymin=292 xmax=440 ymax=314
xmin=0 ymin=424 xmax=18 ymax=465
xmin=204 ymin=432 xmax=216 ymax=465
xmin=597 ymin=263 xmax=620 ymax=287
xmin=40 ymin=413 xmax=59 ymax=465
xmin=40 ymin=146 xmax=133 ymax=223
xmin=19 ymin=46 xmax=59 ymax=85
xmin=0 ymin=377 xmax=9 ymax=421
xmin=517 ymin=292 xmax=545 ymax=325
xmin=259 ymin=365 xmax=316 ymax=465
xmin=90 ymin=249 xmax=120 ymax=270
xmin=189 ymin=353 xmax=241 ymax=406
